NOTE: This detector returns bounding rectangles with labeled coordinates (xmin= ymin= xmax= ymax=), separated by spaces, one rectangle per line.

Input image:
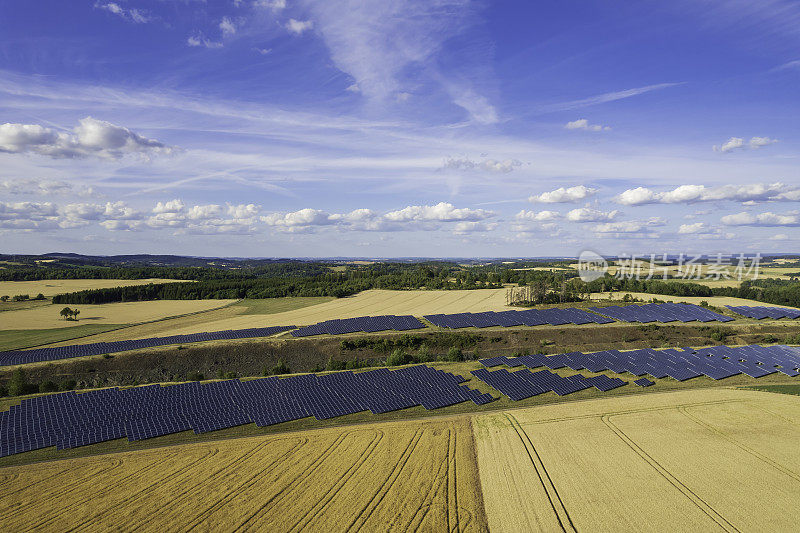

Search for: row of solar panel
xmin=480 ymin=344 xmax=800 ymax=382
xmin=290 ymin=315 xmax=425 ymax=337
xmin=471 ymin=368 xmax=627 ymax=400
xmin=423 ymin=308 xmax=614 ymax=329
xmin=0 ymin=325 xmax=297 ymax=366
xmin=588 ymin=302 xmax=732 ymax=323
xmin=0 ymin=365 xmax=494 ymax=458
xmin=727 ymin=305 xmax=800 ymax=320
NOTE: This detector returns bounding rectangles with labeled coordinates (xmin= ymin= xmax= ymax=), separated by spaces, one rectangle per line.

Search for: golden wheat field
xmin=0 ymin=417 xmax=487 ymax=532
xmin=474 ymin=388 xmax=800 ymax=532
xmin=0 ymin=279 xmax=191 ymax=299
xmin=0 ymin=299 xmax=237 ymax=330
xmin=149 ymin=288 xmax=514 ymax=336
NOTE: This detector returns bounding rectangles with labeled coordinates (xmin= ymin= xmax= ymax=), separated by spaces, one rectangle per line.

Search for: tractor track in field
xmin=230 ymin=431 xmax=353 ymax=532
xmin=346 ymin=428 xmax=424 ymax=532
xmin=62 ymin=447 xmax=219 ymax=532
xmin=678 ymin=405 xmax=800 ymax=483
xmin=287 ymin=430 xmax=385 ymax=532
xmin=130 ymin=436 xmax=304 ymax=530
xmin=504 ymin=412 xmax=576 ymax=533
xmin=601 ymin=413 xmax=738 ymax=533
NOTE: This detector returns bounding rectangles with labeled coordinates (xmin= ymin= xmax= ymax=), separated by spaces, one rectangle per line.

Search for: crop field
xmin=0 ymin=417 xmax=487 ymax=532
xmin=588 ymin=291 xmax=800 ymax=310
xmin=474 ymin=388 xmax=800 ymax=532
xmin=0 ymin=299 xmax=237 ymax=331
xmin=0 ymin=278 xmax=191 ymax=299
xmin=148 ymin=288 xmax=514 ymax=336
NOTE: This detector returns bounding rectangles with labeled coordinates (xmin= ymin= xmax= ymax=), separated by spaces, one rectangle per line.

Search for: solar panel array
xmin=590 ymin=302 xmax=733 ymax=323
xmin=423 ymin=308 xmax=614 ymax=329
xmin=0 ymin=365 xmax=493 ymax=458
xmin=727 ymin=305 xmax=800 ymax=320
xmin=634 ymin=378 xmax=655 ymax=387
xmin=471 ymin=368 xmax=627 ymax=400
xmin=0 ymin=326 xmax=297 ymax=367
xmin=290 ymin=315 xmax=425 ymax=337
xmin=480 ymin=344 xmax=800 ymax=382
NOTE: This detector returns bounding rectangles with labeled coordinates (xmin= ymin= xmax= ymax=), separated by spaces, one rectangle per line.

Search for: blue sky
xmin=0 ymin=0 xmax=798 ymax=257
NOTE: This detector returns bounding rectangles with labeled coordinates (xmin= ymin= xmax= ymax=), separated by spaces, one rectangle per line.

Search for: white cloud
xmin=286 ymin=19 xmax=313 ymax=35
xmin=565 ymin=207 xmax=618 ymax=222
xmin=515 ymin=210 xmax=560 ymax=221
xmin=188 ymin=34 xmax=224 ymax=49
xmin=721 ymin=211 xmax=800 ymax=227
xmin=529 ymin=185 xmax=597 ymax=203
xmin=254 ymin=0 xmax=286 ymax=10
xmin=302 ymin=0 xmax=495 ymax=123
xmin=542 ymin=83 xmax=682 ymax=112
xmin=678 ymin=222 xmax=711 ymax=234
xmin=220 ymin=17 xmax=237 ymax=36
xmin=713 ymin=136 xmax=778 ymax=152
xmin=152 ymin=199 xmax=185 ymax=214
xmin=441 ymin=157 xmax=522 ymax=174
xmin=0 ymin=179 xmax=95 ymax=197
xmin=383 ymin=202 xmax=492 ymax=222
xmin=95 ymin=2 xmax=152 ymax=24
xmin=0 ymin=117 xmax=173 ymax=159
xmin=453 ymin=221 xmax=498 ymax=234
xmin=593 ymin=217 xmax=665 ymax=235
xmin=262 ymin=208 xmax=332 ymax=227
xmin=564 ymin=118 xmax=610 ymax=132
xmin=616 ymin=183 xmax=798 ymax=206
xmin=768 ymin=234 xmax=791 ymax=241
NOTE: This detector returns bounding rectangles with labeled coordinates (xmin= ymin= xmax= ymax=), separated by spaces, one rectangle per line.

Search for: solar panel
xmin=0 ymin=364 xmax=492 ymax=458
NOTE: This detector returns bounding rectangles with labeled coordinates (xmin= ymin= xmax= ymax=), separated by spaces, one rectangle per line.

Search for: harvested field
xmin=474 ymin=388 xmax=800 ymax=532
xmin=147 ymin=288 xmax=514 ymax=336
xmin=0 ymin=299 xmax=237 ymax=331
xmin=0 ymin=417 xmax=487 ymax=532
xmin=0 ymin=278 xmax=191 ymax=298
xmin=589 ymin=291 xmax=800 ymax=310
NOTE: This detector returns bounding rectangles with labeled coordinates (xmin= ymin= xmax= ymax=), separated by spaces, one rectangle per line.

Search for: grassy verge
xmin=232 ymin=297 xmax=334 ymax=315
xmin=0 ymin=324 xmax=127 ymax=351
xmin=741 ymin=383 xmax=800 ymax=396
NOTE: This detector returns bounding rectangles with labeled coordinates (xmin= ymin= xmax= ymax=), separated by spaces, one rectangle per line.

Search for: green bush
xmin=8 ymin=368 xmax=31 ymax=396
xmin=387 ymin=348 xmax=414 ymax=366
xmin=272 ymin=359 xmax=291 ymax=375
xmin=39 ymin=381 xmax=58 ymax=393
xmin=187 ymin=371 xmax=205 ymax=381
xmin=224 ymin=371 xmax=238 ymax=379
xmin=327 ymin=357 xmax=347 ymax=371
xmin=443 ymin=346 xmax=464 ymax=362
xmin=59 ymin=379 xmax=77 ymax=391
xmin=0 ymin=386 xmax=7 ymax=397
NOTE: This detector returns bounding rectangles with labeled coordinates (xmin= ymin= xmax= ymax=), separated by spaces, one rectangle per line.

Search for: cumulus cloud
xmin=616 ymin=183 xmax=798 ymax=206
xmin=254 ymin=0 xmax=286 ymax=10
xmin=721 ymin=211 xmax=800 ymax=227
xmin=0 ymin=201 xmax=60 ymax=231
xmin=592 ymin=217 xmax=665 ymax=235
xmin=529 ymin=185 xmax=597 ymax=203
xmin=0 ymin=117 xmax=173 ymax=159
xmin=383 ymin=202 xmax=492 ymax=223
xmin=515 ymin=210 xmax=560 ymax=221
xmin=565 ymin=207 xmax=618 ymax=222
xmin=286 ymin=19 xmax=313 ymax=35
xmin=564 ymin=119 xmax=610 ymax=132
xmin=713 ymin=136 xmax=778 ymax=152
xmin=440 ymin=157 xmax=522 ymax=174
